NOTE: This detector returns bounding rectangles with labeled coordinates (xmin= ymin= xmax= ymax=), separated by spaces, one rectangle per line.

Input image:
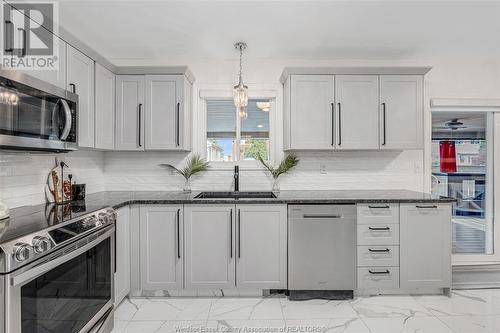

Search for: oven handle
xmin=11 ymin=227 xmax=114 ymax=287
xmin=59 ymin=99 xmax=73 ymax=140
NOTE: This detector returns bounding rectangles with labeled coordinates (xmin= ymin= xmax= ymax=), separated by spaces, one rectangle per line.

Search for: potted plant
xmin=160 ymin=155 xmax=210 ymax=192
xmin=256 ymin=153 xmax=299 ymax=192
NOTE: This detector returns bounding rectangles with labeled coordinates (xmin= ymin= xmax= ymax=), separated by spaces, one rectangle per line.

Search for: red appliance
xmin=440 ymin=141 xmax=457 ymax=173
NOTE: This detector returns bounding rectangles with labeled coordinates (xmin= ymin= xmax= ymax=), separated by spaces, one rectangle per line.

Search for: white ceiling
xmin=56 ymin=0 xmax=500 ymax=64
xmin=432 ymin=112 xmax=486 ymax=134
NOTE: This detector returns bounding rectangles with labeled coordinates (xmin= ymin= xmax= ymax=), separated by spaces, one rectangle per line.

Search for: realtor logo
xmin=1 ymin=1 xmax=59 ymax=70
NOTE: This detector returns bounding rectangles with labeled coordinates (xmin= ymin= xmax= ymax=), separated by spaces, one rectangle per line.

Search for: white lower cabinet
xmin=357 ymin=267 xmax=400 ymax=289
xmin=183 ymin=204 xmax=288 ymax=289
xmin=357 ymin=224 xmax=399 ymax=246
xmin=139 ymin=205 xmax=183 ymax=290
xmin=357 ymin=245 xmax=399 ymax=267
xmin=400 ymin=204 xmax=452 ymax=289
xmin=184 ymin=205 xmax=235 ymax=289
xmin=236 ymin=205 xmax=287 ymax=289
xmin=356 ymin=203 xmax=400 ymax=290
xmin=114 ymin=206 xmax=130 ymax=306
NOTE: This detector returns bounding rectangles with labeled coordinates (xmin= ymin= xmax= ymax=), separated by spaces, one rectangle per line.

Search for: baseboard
xmin=453 ymin=264 xmax=500 ymax=289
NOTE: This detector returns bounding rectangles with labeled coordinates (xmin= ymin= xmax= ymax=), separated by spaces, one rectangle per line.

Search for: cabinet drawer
xmin=357 ymin=246 xmax=399 ymax=267
xmin=357 ymin=224 xmax=399 ymax=245
xmin=357 ymin=267 xmax=399 ymax=289
xmin=357 ymin=204 xmax=399 ymax=225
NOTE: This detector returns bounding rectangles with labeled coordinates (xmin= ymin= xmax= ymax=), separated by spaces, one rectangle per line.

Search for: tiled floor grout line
xmin=279 ymin=299 xmax=286 ymax=325
xmin=351 ymin=302 xmax=375 ymax=333
xmin=358 ymin=317 xmax=375 ymax=333
xmin=206 ymin=299 xmax=214 ymax=326
xmin=434 ymin=315 xmax=459 ymax=333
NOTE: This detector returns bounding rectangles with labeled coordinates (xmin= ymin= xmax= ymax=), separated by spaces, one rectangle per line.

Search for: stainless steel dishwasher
xmin=288 ymin=204 xmax=356 ymax=300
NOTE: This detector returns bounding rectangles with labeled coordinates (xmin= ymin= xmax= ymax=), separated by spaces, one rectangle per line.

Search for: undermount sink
xmin=194 ymin=191 xmax=277 ymax=199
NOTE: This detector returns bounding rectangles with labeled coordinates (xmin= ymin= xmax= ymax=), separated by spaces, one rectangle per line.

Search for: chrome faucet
xmin=234 ymin=165 xmax=239 ymax=192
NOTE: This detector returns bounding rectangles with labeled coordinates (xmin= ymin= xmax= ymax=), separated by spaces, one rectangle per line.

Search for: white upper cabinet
xmin=66 ymin=45 xmax=95 ymax=148
xmin=94 ymin=63 xmax=115 ymax=150
xmin=335 ymin=75 xmax=380 ymax=150
xmin=116 ymin=74 xmax=192 ymax=151
xmin=115 ymin=75 xmax=145 ymax=151
xmin=145 ymin=75 xmax=185 ymax=150
xmin=18 ymin=37 xmax=67 ymax=90
xmin=380 ymin=75 xmax=423 ymax=149
xmin=282 ymin=68 xmax=428 ymax=151
xmin=286 ymin=75 xmax=335 ymax=150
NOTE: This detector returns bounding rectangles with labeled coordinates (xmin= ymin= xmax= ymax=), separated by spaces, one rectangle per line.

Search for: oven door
xmin=5 ymin=226 xmax=114 ymax=333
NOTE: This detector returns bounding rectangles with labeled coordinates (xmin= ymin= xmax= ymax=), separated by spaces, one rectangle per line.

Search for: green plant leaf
xmin=256 ymin=153 xmax=299 ymax=179
xmin=159 ymin=154 xmax=210 ymax=180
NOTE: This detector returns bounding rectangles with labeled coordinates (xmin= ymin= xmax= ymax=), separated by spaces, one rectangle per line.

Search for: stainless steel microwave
xmin=0 ymin=69 xmax=78 ymax=152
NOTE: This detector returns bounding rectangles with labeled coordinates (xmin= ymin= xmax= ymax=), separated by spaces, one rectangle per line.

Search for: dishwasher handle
xmin=302 ymin=214 xmax=343 ymax=219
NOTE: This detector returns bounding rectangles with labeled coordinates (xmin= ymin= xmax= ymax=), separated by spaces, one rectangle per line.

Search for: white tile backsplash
xmin=0 ymin=150 xmax=106 ymax=208
xmin=103 ymin=150 xmax=424 ymax=192
xmin=0 ymin=149 xmax=424 ymax=209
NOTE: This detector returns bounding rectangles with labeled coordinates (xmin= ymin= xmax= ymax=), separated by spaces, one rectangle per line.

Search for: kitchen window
xmin=206 ymin=99 xmax=271 ymax=162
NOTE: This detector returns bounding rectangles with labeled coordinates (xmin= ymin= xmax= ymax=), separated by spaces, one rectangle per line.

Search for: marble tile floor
xmin=111 ymin=289 xmax=500 ymax=333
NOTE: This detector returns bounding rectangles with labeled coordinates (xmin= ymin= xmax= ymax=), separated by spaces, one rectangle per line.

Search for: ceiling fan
xmin=436 ymin=118 xmax=468 ymax=130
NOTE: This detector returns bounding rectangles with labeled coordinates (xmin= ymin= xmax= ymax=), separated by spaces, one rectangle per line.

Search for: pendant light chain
xmin=238 ymin=44 xmax=243 ymax=84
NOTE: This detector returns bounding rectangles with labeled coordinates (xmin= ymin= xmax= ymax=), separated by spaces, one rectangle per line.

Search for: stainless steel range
xmin=0 ymin=204 xmax=116 ymax=333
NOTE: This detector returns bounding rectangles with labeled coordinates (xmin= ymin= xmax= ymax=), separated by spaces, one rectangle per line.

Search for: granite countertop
xmin=1 ymin=190 xmax=454 ymax=240
xmin=80 ymin=189 xmax=455 ymax=210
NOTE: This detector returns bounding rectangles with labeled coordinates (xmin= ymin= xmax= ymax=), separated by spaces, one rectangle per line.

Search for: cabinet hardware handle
xmin=416 ymin=205 xmax=438 ymax=209
xmin=138 ymin=103 xmax=142 ymax=147
xmin=368 ymin=226 xmax=390 ymax=231
xmin=303 ymin=214 xmax=342 ymax=219
xmin=69 ymin=83 xmax=76 ymax=94
xmin=176 ymin=209 xmax=181 ymax=259
xmin=381 ymin=102 xmax=386 ymax=146
xmin=4 ymin=20 xmax=13 ymax=52
xmin=337 ymin=103 xmax=342 ymax=146
xmin=368 ymin=248 xmax=390 ymax=253
xmin=18 ymin=27 xmax=26 ymax=57
xmin=331 ymin=102 xmax=335 ymax=146
xmin=368 ymin=205 xmax=390 ymax=209
xmin=176 ymin=102 xmax=180 ymax=146
xmin=238 ymin=209 xmax=241 ymax=258
xmin=230 ymin=209 xmax=233 ymax=258
xmin=369 ymin=270 xmax=390 ymax=275
xmin=114 ymin=223 xmax=117 ymax=273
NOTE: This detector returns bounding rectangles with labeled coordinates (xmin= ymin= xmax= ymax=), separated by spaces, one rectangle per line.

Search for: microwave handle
xmin=59 ymin=99 xmax=73 ymax=140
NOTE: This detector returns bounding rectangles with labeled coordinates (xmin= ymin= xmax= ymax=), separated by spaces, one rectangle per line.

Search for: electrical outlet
xmin=320 ymin=164 xmax=327 ymax=174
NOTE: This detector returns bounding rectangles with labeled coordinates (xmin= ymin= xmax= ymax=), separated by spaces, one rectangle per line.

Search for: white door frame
xmin=429 ymin=98 xmax=500 ymax=265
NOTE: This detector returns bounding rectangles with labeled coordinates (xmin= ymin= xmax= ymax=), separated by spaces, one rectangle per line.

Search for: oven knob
xmin=83 ymin=216 xmax=97 ymax=227
xmin=13 ymin=243 xmax=32 ymax=262
xmin=107 ymin=209 xmax=116 ymax=221
xmin=32 ymin=236 xmax=52 ymax=254
xmin=107 ymin=211 xmax=116 ymax=223
xmin=98 ymin=213 xmax=109 ymax=225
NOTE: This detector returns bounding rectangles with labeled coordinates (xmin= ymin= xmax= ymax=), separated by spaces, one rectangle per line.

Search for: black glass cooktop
xmin=0 ymin=201 xmax=108 ymax=244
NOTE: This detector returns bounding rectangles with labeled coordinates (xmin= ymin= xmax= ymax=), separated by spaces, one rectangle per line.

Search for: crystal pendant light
xmin=233 ymin=42 xmax=248 ymax=118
